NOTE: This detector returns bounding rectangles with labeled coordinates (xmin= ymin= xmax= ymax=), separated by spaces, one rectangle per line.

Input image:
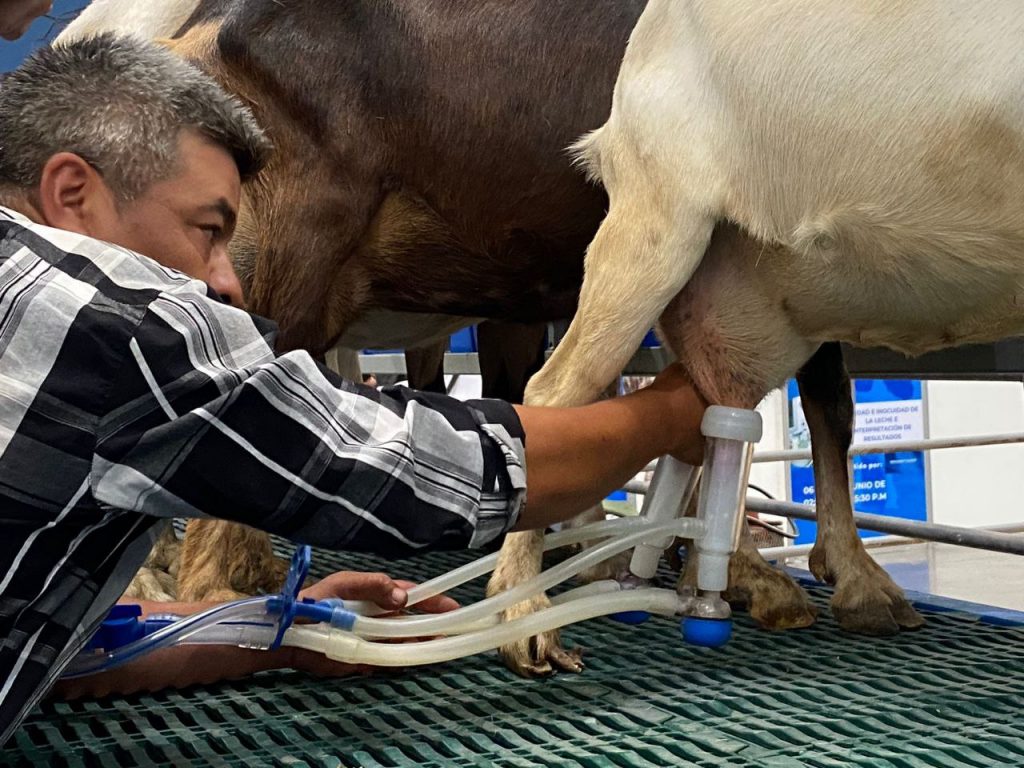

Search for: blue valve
xmin=86 ymin=604 xmax=144 ymax=651
xmin=608 ymin=610 xmax=652 ymax=625
xmin=680 ymin=616 xmax=732 ymax=647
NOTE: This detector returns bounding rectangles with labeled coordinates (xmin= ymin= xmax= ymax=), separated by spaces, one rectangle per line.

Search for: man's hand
xmin=645 ymin=362 xmax=708 ymax=465
xmin=291 ymin=571 xmax=460 ymax=678
xmin=0 ymin=0 xmax=51 ymax=41
xmin=299 ymin=570 xmax=459 ymax=614
xmin=512 ymin=360 xmax=708 ymax=530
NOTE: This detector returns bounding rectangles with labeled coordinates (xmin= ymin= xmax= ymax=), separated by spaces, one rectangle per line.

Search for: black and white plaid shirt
xmin=0 ymin=206 xmax=526 ymax=743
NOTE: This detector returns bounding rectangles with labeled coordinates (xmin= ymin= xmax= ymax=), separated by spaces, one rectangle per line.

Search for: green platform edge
xmin=5 ymin=544 xmax=1024 ymax=768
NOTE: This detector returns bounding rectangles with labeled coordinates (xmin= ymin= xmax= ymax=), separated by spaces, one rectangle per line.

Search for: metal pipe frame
xmin=745 ymin=498 xmax=1024 ymax=556
xmin=759 ymin=534 xmax=914 ymax=560
xmin=360 ymin=345 xmax=1024 ymax=557
xmin=639 ymin=432 xmax=1024 ymax=475
xmin=620 ymin=480 xmax=1024 ymax=554
xmin=753 ymin=432 xmax=1024 ymax=464
xmin=623 ymin=430 xmax=1024 ymax=555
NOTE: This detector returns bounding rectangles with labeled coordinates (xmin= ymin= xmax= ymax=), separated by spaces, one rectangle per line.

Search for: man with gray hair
xmin=0 ymin=34 xmax=707 ymax=743
xmin=0 ymin=30 xmax=267 ymax=307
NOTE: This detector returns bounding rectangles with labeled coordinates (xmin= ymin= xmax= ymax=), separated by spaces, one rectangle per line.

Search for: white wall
xmin=925 ymin=381 xmax=1024 ymax=527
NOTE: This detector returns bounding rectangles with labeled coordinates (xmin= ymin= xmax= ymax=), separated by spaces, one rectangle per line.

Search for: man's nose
xmin=208 ymin=250 xmax=245 ymax=308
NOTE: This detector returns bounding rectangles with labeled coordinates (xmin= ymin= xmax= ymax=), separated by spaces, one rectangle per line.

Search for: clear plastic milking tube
xmin=694 ymin=406 xmax=763 ymax=593
xmin=629 ymin=457 xmax=702 ymax=579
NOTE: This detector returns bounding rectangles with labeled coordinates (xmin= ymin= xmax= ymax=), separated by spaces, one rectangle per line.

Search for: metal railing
xmin=623 ymin=432 xmax=1024 ymax=556
xmin=358 ymin=338 xmax=1024 ymax=556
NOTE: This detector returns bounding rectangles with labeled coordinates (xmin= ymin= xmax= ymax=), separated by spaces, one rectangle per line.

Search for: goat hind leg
xmin=523 ymin=203 xmax=714 ymax=409
xmin=799 ymin=343 xmax=923 ymax=634
xmin=488 ymin=191 xmax=716 ymax=676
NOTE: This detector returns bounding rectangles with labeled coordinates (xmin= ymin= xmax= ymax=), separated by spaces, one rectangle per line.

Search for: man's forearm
xmin=55 ymin=593 xmax=380 ymax=700
xmin=47 ymin=597 xmax=289 ymax=699
xmin=50 ymin=643 xmax=293 ymax=700
xmin=512 ymin=379 xmax=705 ymax=530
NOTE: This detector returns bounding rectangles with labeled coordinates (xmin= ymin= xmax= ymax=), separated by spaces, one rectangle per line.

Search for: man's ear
xmin=36 ymin=152 xmax=116 ymax=236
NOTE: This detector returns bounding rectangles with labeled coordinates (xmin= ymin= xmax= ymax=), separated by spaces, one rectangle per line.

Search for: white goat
xmin=490 ymin=0 xmax=1024 ymax=676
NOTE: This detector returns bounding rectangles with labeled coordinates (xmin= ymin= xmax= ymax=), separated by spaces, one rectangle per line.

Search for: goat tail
xmin=567 ymin=127 xmax=606 ymax=186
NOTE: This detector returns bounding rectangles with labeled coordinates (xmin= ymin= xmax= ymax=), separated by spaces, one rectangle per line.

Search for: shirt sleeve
xmin=90 ymin=287 xmax=526 ymax=555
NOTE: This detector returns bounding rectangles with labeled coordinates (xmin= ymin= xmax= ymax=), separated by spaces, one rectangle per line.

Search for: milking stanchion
xmin=65 ymin=406 xmax=762 ymax=676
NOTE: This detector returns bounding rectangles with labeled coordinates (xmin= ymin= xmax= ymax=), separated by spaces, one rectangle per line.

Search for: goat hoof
xmin=831 ymin=572 xmax=925 ymax=635
xmin=578 ymin=550 xmax=634 ymax=585
xmin=616 ymin=572 xmax=654 ymax=590
xmin=748 ymin=589 xmax=818 ymax=630
xmin=497 ymin=595 xmax=584 ymax=677
xmin=499 ymin=631 xmax=585 ymax=678
xmin=724 ymin=556 xmax=818 ymax=630
xmin=814 ymin=546 xmax=925 ymax=635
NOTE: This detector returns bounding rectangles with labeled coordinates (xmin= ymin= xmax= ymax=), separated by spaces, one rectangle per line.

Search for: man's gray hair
xmin=0 ymin=34 xmax=271 ymax=201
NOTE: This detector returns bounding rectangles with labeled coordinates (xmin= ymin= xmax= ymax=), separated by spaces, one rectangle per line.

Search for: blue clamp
xmin=264 ymin=544 xmax=313 ymax=650
xmin=90 ymin=545 xmax=323 ymax=654
xmin=87 ymin=605 xmax=185 ymax=652
xmin=264 ymin=546 xmax=358 ymax=642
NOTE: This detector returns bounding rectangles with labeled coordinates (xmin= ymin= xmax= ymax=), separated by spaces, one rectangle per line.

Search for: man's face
xmin=94 ymin=130 xmax=245 ymax=307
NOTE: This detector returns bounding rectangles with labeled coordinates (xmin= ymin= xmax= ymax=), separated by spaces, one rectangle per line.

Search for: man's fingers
xmin=393 ymin=580 xmax=460 ymax=613
xmin=301 ymin=571 xmax=406 ymax=610
xmin=302 ymin=572 xmax=460 ymax=613
xmin=334 ymin=571 xmax=407 ymax=609
xmin=412 ymin=594 xmax=460 ymax=613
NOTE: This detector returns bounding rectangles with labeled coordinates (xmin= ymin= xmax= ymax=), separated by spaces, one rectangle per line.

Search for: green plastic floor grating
xmin=5 ymin=544 xmax=1024 ymax=768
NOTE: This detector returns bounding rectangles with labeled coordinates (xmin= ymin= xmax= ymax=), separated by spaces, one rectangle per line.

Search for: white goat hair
xmin=489 ymin=0 xmax=1024 ymax=674
xmin=57 ymin=0 xmax=200 ymax=44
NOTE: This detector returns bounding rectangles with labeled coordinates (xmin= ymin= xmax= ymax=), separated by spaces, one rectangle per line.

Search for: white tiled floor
xmin=784 ymin=541 xmax=1024 ymax=612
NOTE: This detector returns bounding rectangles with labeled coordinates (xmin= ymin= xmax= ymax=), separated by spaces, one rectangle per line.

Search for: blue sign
xmin=787 ymin=379 xmax=927 ymax=544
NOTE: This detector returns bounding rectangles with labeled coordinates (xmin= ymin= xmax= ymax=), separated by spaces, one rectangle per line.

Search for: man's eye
xmin=199 ymin=225 xmax=222 ymax=242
